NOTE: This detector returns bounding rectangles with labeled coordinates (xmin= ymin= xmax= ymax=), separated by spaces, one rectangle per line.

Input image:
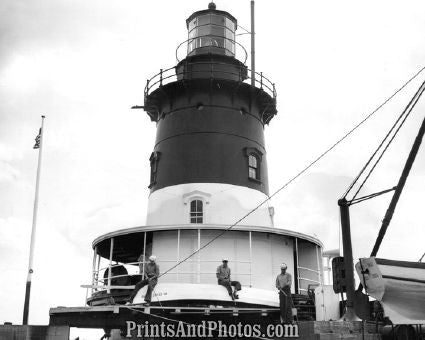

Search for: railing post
xmin=177 ymin=229 xmax=180 ymax=281
xmin=96 ymin=254 xmax=100 ymax=291
xmin=145 ymin=79 xmax=149 ymax=101
xmin=249 ymin=231 xmax=252 ymax=287
xmin=142 ymin=232 xmax=146 ymax=278
xmin=197 ymin=229 xmax=201 ymax=283
xmin=160 ymin=69 xmax=163 ymax=86
xmin=295 ymin=238 xmax=300 ymax=294
xmin=91 ymin=246 xmax=98 ymax=296
xmin=316 ymin=245 xmax=322 ymax=285
xmin=273 ymin=83 xmax=276 ymax=99
xmin=260 ymin=72 xmax=263 ymax=89
xmin=107 ymin=237 xmax=114 ymax=294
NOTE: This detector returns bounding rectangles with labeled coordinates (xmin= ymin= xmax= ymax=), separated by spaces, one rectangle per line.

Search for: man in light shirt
xmin=275 ymin=263 xmax=293 ymax=323
xmin=127 ymin=255 xmax=159 ymax=306
xmin=216 ymin=258 xmax=241 ymax=300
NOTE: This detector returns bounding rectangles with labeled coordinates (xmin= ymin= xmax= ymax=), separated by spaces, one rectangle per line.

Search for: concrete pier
xmin=48 ymin=305 xmax=382 ymax=339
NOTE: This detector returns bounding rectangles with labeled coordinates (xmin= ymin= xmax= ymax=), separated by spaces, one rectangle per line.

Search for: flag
xmin=33 ymin=128 xmax=41 ymax=149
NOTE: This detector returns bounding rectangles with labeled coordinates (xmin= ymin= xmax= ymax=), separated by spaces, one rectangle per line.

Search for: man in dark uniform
xmin=275 ymin=263 xmax=294 ymax=323
xmin=216 ymin=258 xmax=241 ymax=300
xmin=127 ymin=255 xmax=159 ymax=306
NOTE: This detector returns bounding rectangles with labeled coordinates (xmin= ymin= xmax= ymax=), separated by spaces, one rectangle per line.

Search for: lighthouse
xmin=85 ymin=0 xmax=321 ymax=304
xmin=49 ymin=2 xmax=324 ymax=334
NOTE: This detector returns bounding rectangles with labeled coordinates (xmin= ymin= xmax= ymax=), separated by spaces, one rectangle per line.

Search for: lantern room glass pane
xmin=226 ymin=17 xmax=235 ymax=31
xmin=211 ymin=14 xmax=225 ymax=26
xmin=211 ymin=26 xmax=225 ymax=37
xmin=188 ymin=18 xmax=197 ymax=31
xmin=198 ymin=26 xmax=209 ymax=37
xmin=189 ymin=28 xmax=197 ymax=39
xmin=198 ymin=14 xmax=210 ymax=26
xmin=225 ymin=28 xmax=234 ymax=40
xmin=188 ymin=41 xmax=195 ymax=54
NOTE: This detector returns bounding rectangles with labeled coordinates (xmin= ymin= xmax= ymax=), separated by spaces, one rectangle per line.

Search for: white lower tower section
xmin=146 ymin=183 xmax=274 ymax=227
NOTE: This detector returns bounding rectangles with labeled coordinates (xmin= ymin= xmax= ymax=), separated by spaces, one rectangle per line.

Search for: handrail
xmin=91 ymin=258 xmax=255 ymax=295
xmin=84 ymin=285 xmax=134 ymax=290
xmin=84 ymin=278 xmax=254 ymax=292
xmin=144 ymin=61 xmax=276 ymax=105
xmin=89 ymin=261 xmax=319 ymax=297
xmin=298 ymin=277 xmax=321 ymax=284
xmin=95 ymin=259 xmax=252 ymax=274
xmin=297 ymin=266 xmax=320 ymax=274
xmin=96 ymin=271 xmax=252 ymax=284
xmin=95 ymin=270 xmax=252 ymax=280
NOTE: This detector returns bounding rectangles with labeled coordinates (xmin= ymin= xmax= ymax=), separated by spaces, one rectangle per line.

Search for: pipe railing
xmin=86 ymin=275 xmax=320 ymax=294
xmin=297 ymin=266 xmax=321 ymax=274
xmin=95 ymin=272 xmax=252 ymax=285
xmin=90 ymin=259 xmax=254 ymax=294
xmin=95 ymin=260 xmax=252 ymax=275
xmin=144 ymin=61 xmax=276 ymax=105
xmin=298 ymin=277 xmax=321 ymax=284
xmin=297 ymin=266 xmax=321 ymax=289
xmin=86 ymin=262 xmax=320 ymax=297
xmin=95 ymin=259 xmax=252 ymax=275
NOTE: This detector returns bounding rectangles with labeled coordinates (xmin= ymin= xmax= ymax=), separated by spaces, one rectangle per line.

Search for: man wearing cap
xmin=216 ymin=258 xmax=241 ymax=300
xmin=275 ymin=263 xmax=293 ymax=323
xmin=127 ymin=255 xmax=160 ymax=306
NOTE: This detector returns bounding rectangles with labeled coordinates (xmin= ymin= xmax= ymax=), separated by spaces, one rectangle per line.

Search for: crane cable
xmin=370 ymin=108 xmax=425 ymax=257
xmin=342 ymin=67 xmax=425 ymax=200
xmin=155 ymin=65 xmax=425 ymax=281
xmin=345 ymin=78 xmax=425 ymax=202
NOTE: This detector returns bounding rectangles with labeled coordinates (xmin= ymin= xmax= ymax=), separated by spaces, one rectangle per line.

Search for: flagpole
xmin=23 ymin=115 xmax=45 ymax=325
xmin=250 ymin=0 xmax=255 ymax=86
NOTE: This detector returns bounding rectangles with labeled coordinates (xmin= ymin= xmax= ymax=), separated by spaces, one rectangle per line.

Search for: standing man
xmin=275 ymin=263 xmax=293 ymax=323
xmin=127 ymin=255 xmax=159 ymax=306
xmin=216 ymin=258 xmax=241 ymax=300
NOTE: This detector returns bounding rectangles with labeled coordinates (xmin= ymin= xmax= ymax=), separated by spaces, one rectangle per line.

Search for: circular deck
xmin=91 ymin=224 xmax=323 ymax=297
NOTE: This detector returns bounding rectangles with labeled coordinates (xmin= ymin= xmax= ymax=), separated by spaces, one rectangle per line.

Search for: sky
xmin=1 ymin=0 xmax=425 ymax=338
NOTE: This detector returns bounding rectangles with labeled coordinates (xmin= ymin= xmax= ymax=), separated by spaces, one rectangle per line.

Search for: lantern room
xmin=186 ymin=2 xmax=237 ymax=57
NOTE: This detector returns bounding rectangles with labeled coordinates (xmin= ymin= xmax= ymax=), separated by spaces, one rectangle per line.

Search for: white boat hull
xmin=356 ymin=257 xmax=425 ymax=325
xmin=133 ymin=283 xmax=280 ymax=307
